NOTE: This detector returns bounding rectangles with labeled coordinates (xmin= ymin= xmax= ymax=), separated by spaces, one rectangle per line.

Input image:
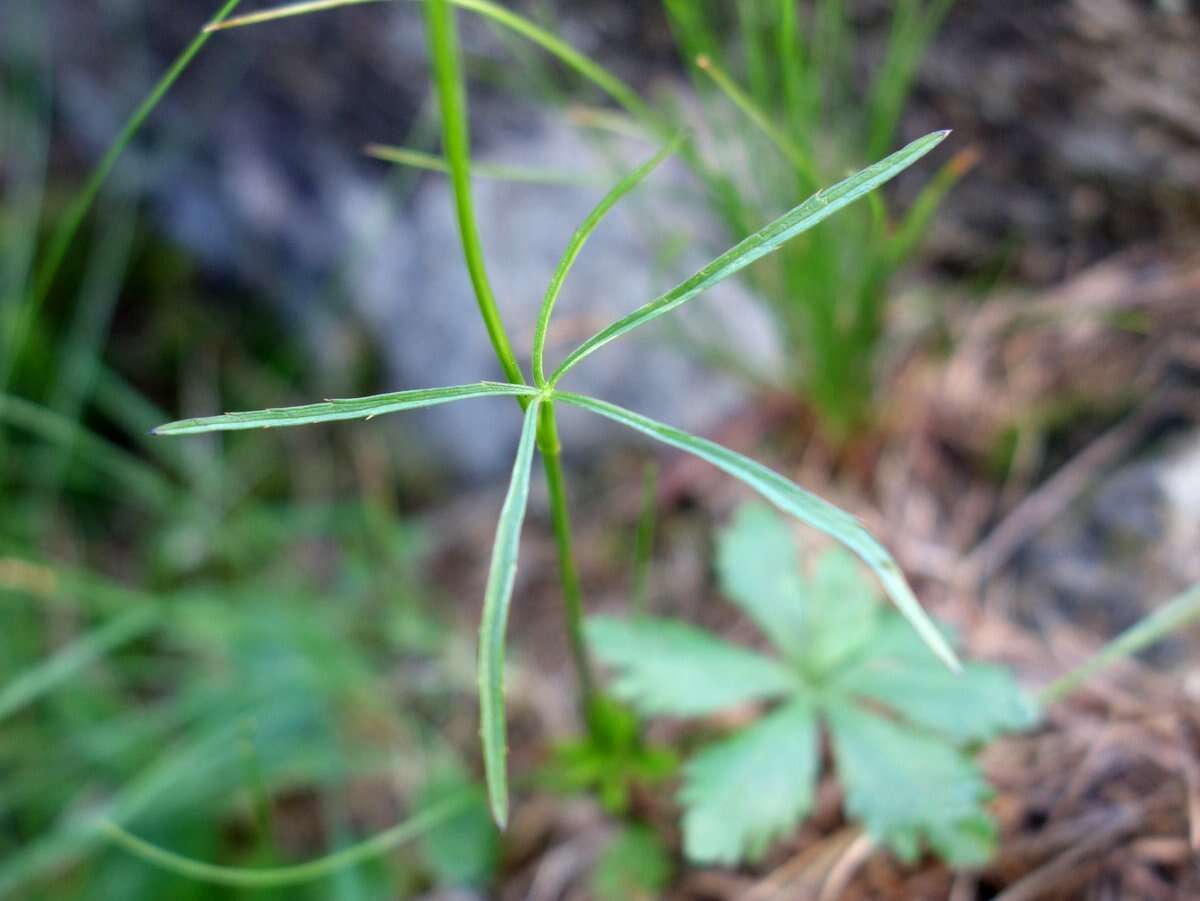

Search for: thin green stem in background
xmin=631 ymin=461 xmax=658 ymax=618
xmin=1040 ymin=582 xmax=1200 ymax=706
xmin=1 ymin=0 xmax=243 ymax=392
xmin=693 ymin=53 xmax=819 ymax=189
xmin=102 ymin=793 xmax=472 ymax=887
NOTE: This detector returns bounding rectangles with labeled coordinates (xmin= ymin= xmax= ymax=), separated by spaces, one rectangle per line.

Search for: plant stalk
xmin=424 ymin=0 xmax=598 ymax=727
xmin=537 ymin=401 xmax=598 ymax=718
xmin=423 ymin=0 xmax=525 ymax=389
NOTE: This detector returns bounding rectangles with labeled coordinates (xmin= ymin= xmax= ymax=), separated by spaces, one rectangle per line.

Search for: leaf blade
xmin=153 ymin=382 xmax=536 ymax=435
xmin=585 ymin=616 xmax=798 ymax=717
xmin=478 ymin=397 xmax=542 ymax=827
xmin=558 ymin=391 xmax=959 ymax=671
xmin=549 ymin=130 xmax=951 ymax=384
xmin=532 ymin=137 xmax=681 ymax=386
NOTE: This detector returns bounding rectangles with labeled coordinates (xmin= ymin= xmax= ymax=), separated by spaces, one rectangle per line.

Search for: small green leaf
xmin=549 ymin=130 xmax=950 ymax=384
xmin=478 ymin=398 xmax=541 ymax=827
xmin=559 ymin=392 xmax=959 ymax=671
xmin=716 ymin=503 xmax=808 ymax=657
xmin=586 ymin=616 xmax=797 ymax=717
xmin=833 ymin=617 xmax=1038 ymax=744
xmin=154 ymin=382 xmax=536 ymax=435
xmin=680 ymin=700 xmax=818 ymax=864
xmin=825 ymin=703 xmax=996 ymax=866
xmin=591 ymin=826 xmax=674 ymax=901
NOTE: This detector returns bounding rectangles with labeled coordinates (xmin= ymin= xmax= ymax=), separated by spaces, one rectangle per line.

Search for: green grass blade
xmin=3 ymin=0 xmax=243 ymax=391
xmin=102 ymin=793 xmax=473 ymax=887
xmin=532 ymin=138 xmax=681 ymax=386
xmin=549 ymin=130 xmax=951 ymax=386
xmin=153 ymin=382 xmax=536 ymax=435
xmin=478 ymin=398 xmax=541 ymax=828
xmin=0 ymin=606 xmax=159 ymax=722
xmin=364 ymin=144 xmax=598 ymax=186
xmin=557 ymin=391 xmax=959 ymax=671
xmin=1040 ymin=581 xmax=1200 ymax=706
xmin=693 ymin=53 xmax=818 ymax=187
xmin=207 ymin=0 xmax=653 ymax=125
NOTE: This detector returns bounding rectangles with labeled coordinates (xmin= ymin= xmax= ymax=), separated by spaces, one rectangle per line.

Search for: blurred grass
xmin=0 ymin=5 xmax=496 ymax=897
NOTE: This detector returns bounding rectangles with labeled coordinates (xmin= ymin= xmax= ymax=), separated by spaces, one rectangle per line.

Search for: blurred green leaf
xmin=680 ymin=700 xmax=818 ymax=865
xmin=590 ymin=502 xmax=1034 ymax=866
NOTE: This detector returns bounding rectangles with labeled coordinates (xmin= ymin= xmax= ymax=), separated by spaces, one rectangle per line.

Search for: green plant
xmin=162 ymin=0 xmax=958 ymax=835
xmin=588 ymin=503 xmax=1037 ymax=865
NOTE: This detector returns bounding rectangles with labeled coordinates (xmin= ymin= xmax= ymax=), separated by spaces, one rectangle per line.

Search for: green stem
xmin=424 ymin=0 xmax=598 ymax=730
xmin=423 ymin=0 xmax=525 ymax=388
xmin=1040 ymin=581 xmax=1200 ymax=706
xmin=536 ymin=401 xmax=597 ymax=717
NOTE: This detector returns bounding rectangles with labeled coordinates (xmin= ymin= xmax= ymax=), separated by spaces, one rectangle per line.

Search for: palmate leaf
xmin=585 ymin=616 xmax=797 ymax=717
xmin=548 ymin=130 xmax=951 ymax=385
xmin=557 ymin=391 xmax=958 ymax=671
xmin=679 ymin=700 xmax=818 ymax=865
xmin=153 ymin=382 xmax=536 ymax=435
xmin=478 ymin=398 xmax=541 ymax=827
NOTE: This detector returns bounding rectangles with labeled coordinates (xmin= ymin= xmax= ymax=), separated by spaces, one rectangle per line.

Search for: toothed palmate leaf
xmin=589 ymin=504 xmax=1033 ymax=866
xmin=585 ymin=617 xmax=797 ymax=717
xmin=679 ymin=700 xmax=818 ymax=865
xmin=154 ymin=382 xmax=536 ymax=434
xmin=558 ymin=392 xmax=958 ymax=670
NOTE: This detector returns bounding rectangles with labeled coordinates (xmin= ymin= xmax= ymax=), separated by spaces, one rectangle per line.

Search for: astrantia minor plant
xmin=157 ymin=0 xmax=957 ymax=828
